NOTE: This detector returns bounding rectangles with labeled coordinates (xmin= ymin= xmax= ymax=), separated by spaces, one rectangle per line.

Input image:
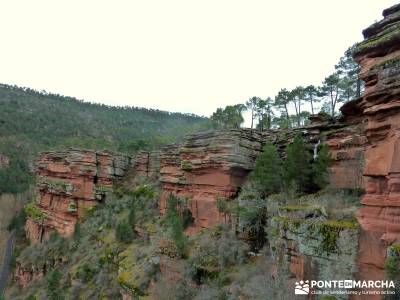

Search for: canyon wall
xmin=353 ymin=3 xmax=400 ymax=282
xmin=25 ymin=149 xmax=130 ymax=244
xmin=159 ymin=129 xmax=265 ymax=231
xmin=25 ymin=123 xmax=364 ymax=243
xmin=130 ymin=150 xmax=160 ymax=180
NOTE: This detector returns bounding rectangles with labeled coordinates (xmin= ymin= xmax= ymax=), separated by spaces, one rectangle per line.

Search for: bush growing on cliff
xmin=164 ymin=194 xmax=189 ymax=257
xmin=115 ymin=221 xmax=134 ymax=243
xmin=187 ymin=226 xmax=248 ymax=284
xmin=283 ymin=135 xmax=312 ymax=194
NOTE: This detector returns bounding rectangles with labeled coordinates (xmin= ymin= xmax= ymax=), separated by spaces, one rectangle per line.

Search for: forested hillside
xmin=0 ymin=84 xmax=210 ymax=193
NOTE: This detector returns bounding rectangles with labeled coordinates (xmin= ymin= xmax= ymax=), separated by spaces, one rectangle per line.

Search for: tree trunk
xmin=310 ymin=98 xmax=314 ymax=115
xmin=251 ymin=108 xmax=254 ymax=130
xmin=284 ymin=104 xmax=290 ymax=128
xmin=356 ymin=79 xmax=361 ymax=98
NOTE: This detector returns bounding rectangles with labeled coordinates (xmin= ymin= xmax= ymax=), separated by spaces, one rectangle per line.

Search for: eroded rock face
xmin=159 ymin=129 xmax=264 ymax=231
xmin=14 ymin=264 xmax=44 ymax=289
xmin=26 ymin=149 xmax=130 ymax=244
xmin=130 ymin=150 xmax=160 ymax=180
xmin=157 ymin=123 xmax=367 ymax=233
xmin=269 ymin=208 xmax=359 ymax=300
xmin=352 ymin=3 xmax=400 ymax=282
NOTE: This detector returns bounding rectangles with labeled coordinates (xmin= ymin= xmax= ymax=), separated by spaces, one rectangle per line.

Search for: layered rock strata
xmin=159 ymin=129 xmax=264 ymax=230
xmin=25 ymin=149 xmax=130 ymax=244
xmin=353 ymin=3 xmax=400 ymax=282
xmin=130 ymin=150 xmax=160 ymax=180
xmin=157 ymin=121 xmax=367 ymax=232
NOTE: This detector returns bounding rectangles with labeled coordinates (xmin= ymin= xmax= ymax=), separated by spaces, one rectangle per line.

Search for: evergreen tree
xmin=165 ymin=194 xmax=188 ymax=257
xmin=46 ymin=269 xmax=64 ymax=300
xmin=251 ymin=142 xmax=283 ymax=196
xmin=256 ymin=97 xmax=274 ymax=130
xmin=246 ymin=96 xmax=260 ymax=130
xmin=115 ymin=221 xmax=134 ymax=243
xmin=128 ymin=204 xmax=136 ymax=227
xmin=304 ymin=85 xmax=321 ymax=115
xmin=73 ymin=223 xmax=81 ymax=241
xmin=274 ymin=89 xmax=292 ymax=128
xmin=321 ymin=72 xmax=342 ymax=117
xmin=291 ymin=86 xmax=306 ymax=127
xmin=335 ymin=44 xmax=363 ymax=99
xmin=312 ymin=143 xmax=332 ymax=189
xmin=210 ymin=104 xmax=246 ymax=129
xmin=283 ymin=135 xmax=312 ymax=193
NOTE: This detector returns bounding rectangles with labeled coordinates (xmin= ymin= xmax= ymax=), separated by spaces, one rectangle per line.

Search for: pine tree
xmin=312 ymin=143 xmax=332 ymax=189
xmin=165 ymin=194 xmax=188 ymax=257
xmin=283 ymin=135 xmax=312 ymax=193
xmin=251 ymin=142 xmax=283 ymax=196
xmin=46 ymin=269 xmax=64 ymax=300
xmin=115 ymin=221 xmax=134 ymax=243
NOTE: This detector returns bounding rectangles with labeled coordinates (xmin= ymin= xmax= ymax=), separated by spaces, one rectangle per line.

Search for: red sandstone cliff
xmin=159 ymin=129 xmax=265 ymax=231
xmin=26 ymin=149 xmax=130 ymax=244
xmin=352 ymin=3 xmax=400 ymax=283
xmin=130 ymin=150 xmax=160 ymax=180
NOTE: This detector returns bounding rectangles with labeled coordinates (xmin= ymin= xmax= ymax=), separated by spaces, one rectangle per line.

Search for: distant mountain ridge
xmin=0 ymin=83 xmax=210 ymax=193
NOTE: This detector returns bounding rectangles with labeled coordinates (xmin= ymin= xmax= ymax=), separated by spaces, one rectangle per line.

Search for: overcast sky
xmin=1 ymin=0 xmax=397 ymax=119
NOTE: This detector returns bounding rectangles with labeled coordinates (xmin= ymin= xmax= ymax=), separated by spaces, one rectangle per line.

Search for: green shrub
xmin=283 ymin=135 xmax=312 ymax=194
xmin=182 ymin=207 xmax=194 ymax=228
xmin=169 ymin=214 xmax=188 ymax=257
xmin=25 ymin=202 xmax=46 ymax=222
xmin=165 ymin=194 xmax=188 ymax=257
xmin=128 ymin=204 xmax=136 ymax=227
xmin=76 ymin=263 xmax=95 ymax=283
xmin=46 ymin=269 xmax=64 ymax=300
xmin=385 ymin=245 xmax=400 ymax=280
xmin=115 ymin=221 xmax=134 ymax=243
xmin=73 ymin=223 xmax=81 ymax=241
xmin=251 ymin=142 xmax=283 ymax=196
xmin=188 ymin=228 xmax=247 ymax=283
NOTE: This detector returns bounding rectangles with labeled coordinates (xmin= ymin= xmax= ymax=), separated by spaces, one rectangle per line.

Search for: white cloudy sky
xmin=0 ymin=0 xmax=397 ymax=118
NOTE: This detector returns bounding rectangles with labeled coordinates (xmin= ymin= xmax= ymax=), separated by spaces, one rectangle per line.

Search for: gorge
xmin=3 ymin=3 xmax=400 ymax=300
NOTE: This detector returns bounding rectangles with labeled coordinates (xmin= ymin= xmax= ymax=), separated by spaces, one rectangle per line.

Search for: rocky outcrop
xmin=0 ymin=154 xmax=9 ymax=169
xmin=25 ymin=149 xmax=130 ymax=244
xmin=157 ymin=122 xmax=367 ymax=232
xmin=13 ymin=264 xmax=44 ymax=289
xmin=159 ymin=129 xmax=264 ymax=231
xmin=352 ymin=3 xmax=400 ymax=283
xmin=130 ymin=150 xmax=160 ymax=180
xmin=321 ymin=115 xmax=367 ymax=191
xmin=270 ymin=207 xmax=359 ymax=300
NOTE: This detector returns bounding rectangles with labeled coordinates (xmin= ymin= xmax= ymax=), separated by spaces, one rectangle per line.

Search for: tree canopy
xmin=210 ymin=43 xmax=362 ymax=129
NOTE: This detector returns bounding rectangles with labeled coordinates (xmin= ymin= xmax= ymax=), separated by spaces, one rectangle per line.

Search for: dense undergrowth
xmin=5 ymin=180 xmax=295 ymax=300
